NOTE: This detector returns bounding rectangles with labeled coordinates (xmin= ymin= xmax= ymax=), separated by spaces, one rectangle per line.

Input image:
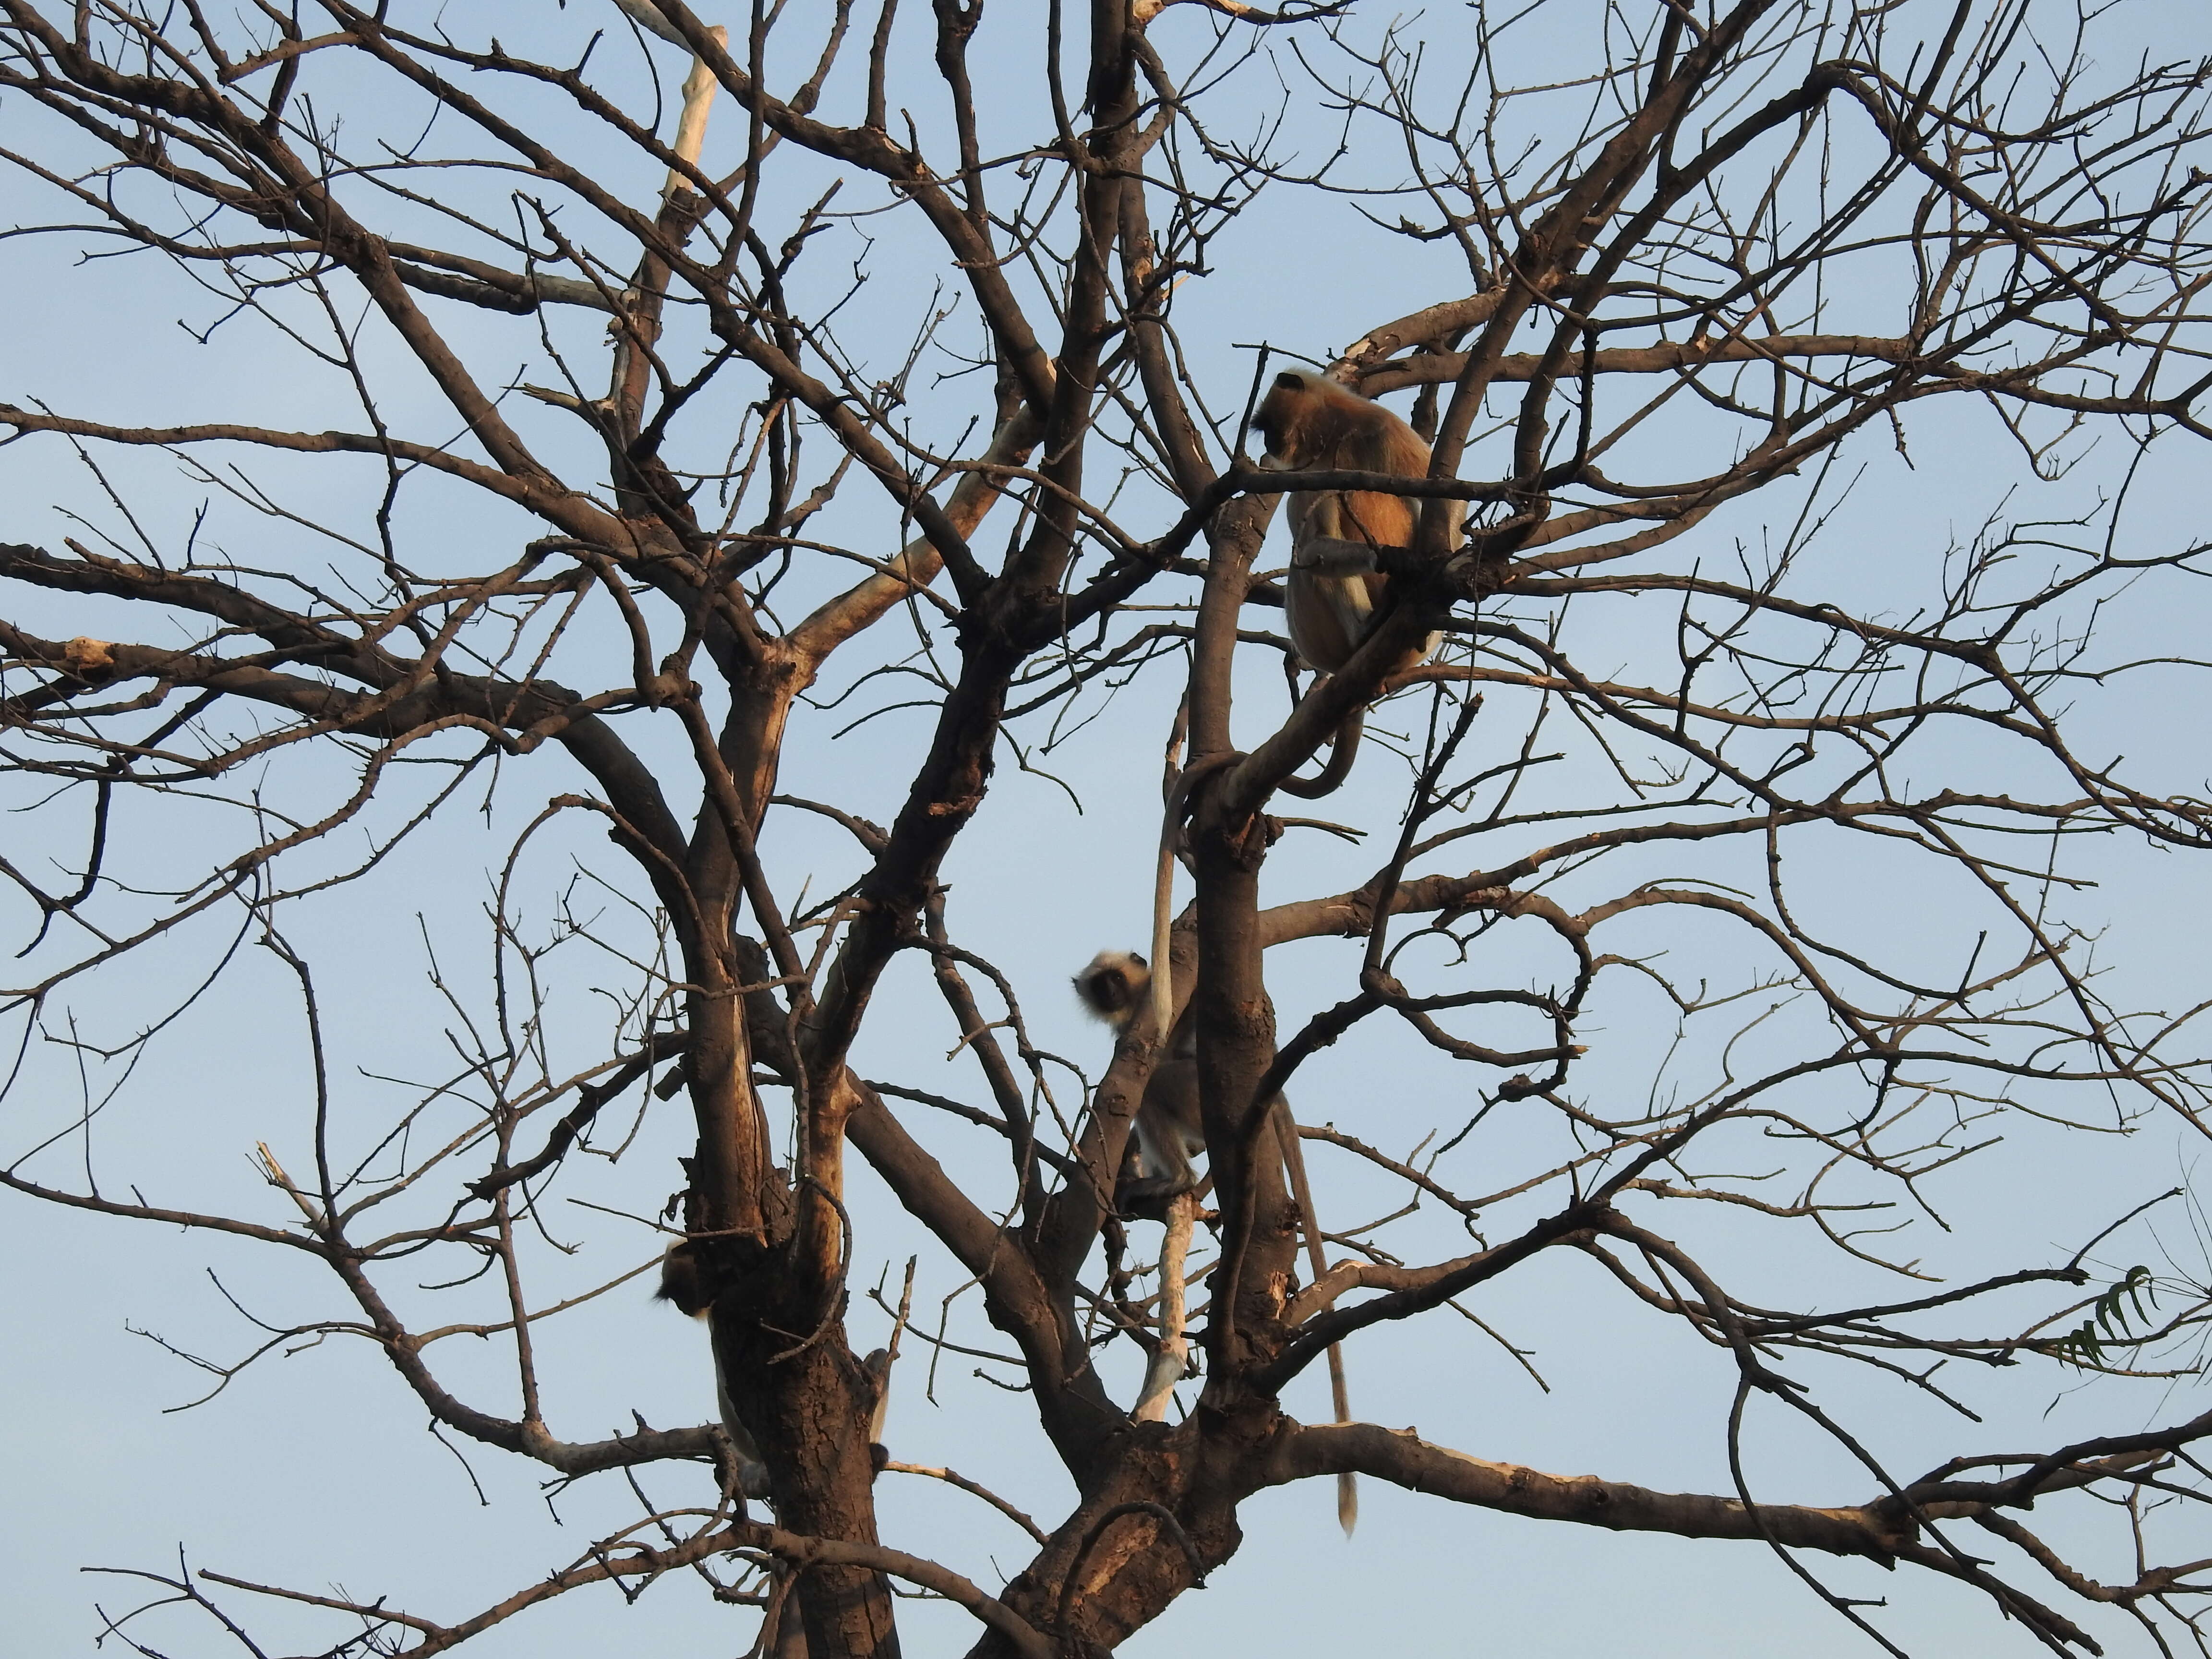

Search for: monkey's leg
xmin=1276 ymin=1100 xmax=1357 ymax=1536
xmin=1286 ymin=541 xmax=1380 ymax=673
xmin=1132 ymin=1190 xmax=1197 ymax=1423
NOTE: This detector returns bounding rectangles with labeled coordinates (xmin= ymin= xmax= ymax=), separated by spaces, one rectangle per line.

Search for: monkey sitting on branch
xmin=1251 ymin=368 xmax=1453 ymax=798
xmin=1074 ymin=947 xmax=1360 ymax=1533
xmin=1074 ymin=949 xmax=1205 ymax=1220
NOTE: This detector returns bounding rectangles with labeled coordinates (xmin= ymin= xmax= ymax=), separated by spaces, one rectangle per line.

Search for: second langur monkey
xmin=656 ymin=1243 xmax=776 ymax=1502
xmin=1074 ymin=949 xmax=1202 ymax=1217
xmin=661 ymin=1245 xmax=893 ymax=1491
xmin=1075 ymin=948 xmax=1360 ymax=1533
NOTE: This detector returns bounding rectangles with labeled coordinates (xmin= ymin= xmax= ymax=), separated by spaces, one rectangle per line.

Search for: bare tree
xmin=4 ymin=0 xmax=2211 ymax=1653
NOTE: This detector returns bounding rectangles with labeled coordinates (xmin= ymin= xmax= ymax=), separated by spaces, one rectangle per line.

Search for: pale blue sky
xmin=4 ymin=2 xmax=2210 ymax=1654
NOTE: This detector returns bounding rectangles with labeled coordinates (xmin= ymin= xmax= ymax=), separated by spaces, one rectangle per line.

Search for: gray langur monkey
xmin=656 ymin=1243 xmax=774 ymax=1502
xmin=1251 ymin=368 xmax=1453 ymax=799
xmin=1251 ymin=367 xmax=1447 ymax=675
xmin=1074 ymin=949 xmax=1203 ymax=1217
xmin=1075 ymin=948 xmax=1361 ymax=1533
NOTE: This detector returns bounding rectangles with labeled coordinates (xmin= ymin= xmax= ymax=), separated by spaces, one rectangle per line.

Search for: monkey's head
xmin=655 ymin=1239 xmax=717 ymax=1319
xmin=1073 ymin=950 xmax=1149 ymax=1028
xmin=1250 ymin=369 xmax=1321 ymax=461
xmin=1250 ymin=367 xmax=1379 ymax=467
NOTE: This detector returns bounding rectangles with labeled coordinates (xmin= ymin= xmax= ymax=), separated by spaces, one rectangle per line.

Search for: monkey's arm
xmin=1289 ymin=535 xmax=1386 ymax=577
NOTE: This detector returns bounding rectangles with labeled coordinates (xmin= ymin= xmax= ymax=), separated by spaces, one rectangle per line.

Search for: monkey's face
xmin=1074 ymin=950 xmax=1148 ymax=1022
xmin=1250 ymin=370 xmax=1317 ymax=460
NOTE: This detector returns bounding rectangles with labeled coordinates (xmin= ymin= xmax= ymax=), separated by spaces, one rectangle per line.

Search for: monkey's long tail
xmin=1326 ymin=1342 xmax=1357 ymax=1538
xmin=1150 ymin=800 xmax=1177 ymax=1043
xmin=1277 ymin=1102 xmax=1357 ymax=1538
xmin=1277 ymin=709 xmax=1363 ymax=801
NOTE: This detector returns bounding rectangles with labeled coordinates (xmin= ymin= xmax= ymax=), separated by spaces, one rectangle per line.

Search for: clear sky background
xmin=3 ymin=2 xmax=2210 ymax=1654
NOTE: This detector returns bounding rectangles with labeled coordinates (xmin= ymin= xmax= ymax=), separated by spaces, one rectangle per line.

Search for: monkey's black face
xmin=1074 ymin=952 xmax=1146 ymax=1017
xmin=655 ymin=1241 xmax=716 ymax=1318
xmin=1251 ymin=372 xmax=1311 ymax=455
xmin=1077 ymin=972 xmax=1131 ymax=1013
